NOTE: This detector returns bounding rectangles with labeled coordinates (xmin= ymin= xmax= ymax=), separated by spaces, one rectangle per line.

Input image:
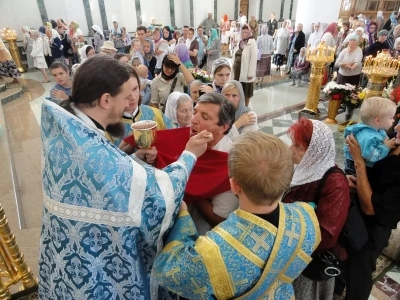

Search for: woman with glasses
xmin=150 ymin=53 xmax=194 ymax=113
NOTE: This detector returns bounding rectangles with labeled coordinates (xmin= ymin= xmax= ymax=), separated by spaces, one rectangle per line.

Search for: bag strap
xmin=169 ymin=77 xmax=178 ymax=94
xmin=313 ymin=166 xmax=344 ymax=206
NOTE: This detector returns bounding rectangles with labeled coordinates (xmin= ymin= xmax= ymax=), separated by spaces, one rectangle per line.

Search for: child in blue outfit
xmin=344 ymin=97 xmax=397 ymax=175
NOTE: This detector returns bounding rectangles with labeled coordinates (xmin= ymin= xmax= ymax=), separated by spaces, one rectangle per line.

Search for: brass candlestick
xmin=1 ymin=28 xmax=26 ymax=73
xmin=362 ymin=50 xmax=399 ymax=98
xmin=300 ymin=42 xmax=335 ymax=114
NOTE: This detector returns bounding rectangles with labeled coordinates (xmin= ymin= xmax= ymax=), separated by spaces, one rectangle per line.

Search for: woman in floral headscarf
xmin=205 ymin=28 xmax=221 ymax=74
xmin=256 ymin=24 xmax=274 ymax=85
xmin=233 ymin=24 xmax=257 ymax=106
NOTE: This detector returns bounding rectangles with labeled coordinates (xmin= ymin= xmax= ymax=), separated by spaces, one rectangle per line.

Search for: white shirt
xmin=240 ymin=15 xmax=247 ymax=25
xmin=308 ymin=29 xmax=323 ymax=48
xmin=189 ymin=135 xmax=239 ymax=235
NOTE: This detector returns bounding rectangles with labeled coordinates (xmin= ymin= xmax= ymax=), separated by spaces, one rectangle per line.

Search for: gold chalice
xmin=131 ymin=120 xmax=157 ymax=148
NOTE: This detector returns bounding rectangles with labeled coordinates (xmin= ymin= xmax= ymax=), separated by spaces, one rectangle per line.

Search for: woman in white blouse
xmin=222 ymin=80 xmax=258 ymax=141
xmin=335 ymin=33 xmax=363 ymax=121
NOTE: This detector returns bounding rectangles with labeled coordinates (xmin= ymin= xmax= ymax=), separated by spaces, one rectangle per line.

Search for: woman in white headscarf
xmin=164 ymin=92 xmax=193 ymax=128
xmin=22 ymin=26 xmax=34 ymax=69
xmin=79 ymin=45 xmax=95 ymax=64
xmin=92 ymin=25 xmax=104 ymax=53
xmin=282 ymin=118 xmax=350 ymax=300
xmin=221 ymin=80 xmax=258 ymax=140
xmin=274 ymin=20 xmax=290 ymax=71
xmin=376 ymin=11 xmax=385 ymax=32
xmin=256 ymin=24 xmax=274 ymax=85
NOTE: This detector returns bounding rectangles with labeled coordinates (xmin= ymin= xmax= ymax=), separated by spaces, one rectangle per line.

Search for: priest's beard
xmin=106 ymin=122 xmax=125 ymax=138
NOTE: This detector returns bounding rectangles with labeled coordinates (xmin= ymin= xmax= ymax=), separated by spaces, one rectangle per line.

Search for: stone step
xmin=0 ymin=84 xmax=5 ymax=93
xmin=0 ymin=88 xmax=23 ymax=104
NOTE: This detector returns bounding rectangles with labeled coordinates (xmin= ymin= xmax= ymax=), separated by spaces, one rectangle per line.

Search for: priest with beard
xmin=39 ymin=55 xmax=213 ymax=300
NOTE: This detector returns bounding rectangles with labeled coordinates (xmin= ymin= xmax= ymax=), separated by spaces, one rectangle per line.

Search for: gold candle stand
xmin=1 ymin=28 xmax=26 ymax=73
xmin=362 ymin=51 xmax=399 ymax=98
xmin=300 ymin=42 xmax=335 ymax=115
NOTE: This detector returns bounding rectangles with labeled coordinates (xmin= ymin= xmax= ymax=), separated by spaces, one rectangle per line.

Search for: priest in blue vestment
xmin=38 ymin=56 xmax=213 ymax=300
xmin=154 ymin=132 xmax=321 ymax=299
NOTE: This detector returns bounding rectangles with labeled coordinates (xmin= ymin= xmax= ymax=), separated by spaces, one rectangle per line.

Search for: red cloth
xmin=123 ymin=127 xmax=231 ymax=202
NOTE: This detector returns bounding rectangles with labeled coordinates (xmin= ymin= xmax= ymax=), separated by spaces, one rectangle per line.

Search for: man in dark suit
xmin=286 ymin=23 xmax=306 ymax=74
xmin=266 ymin=12 xmax=278 ymax=37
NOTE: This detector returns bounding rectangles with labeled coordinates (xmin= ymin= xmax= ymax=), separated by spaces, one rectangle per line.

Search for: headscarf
xmin=143 ymin=38 xmax=154 ymax=63
xmin=207 ymin=28 xmax=218 ymax=48
xmin=261 ymin=24 xmax=269 ymax=36
xmin=367 ymin=21 xmax=378 ymax=44
xmin=323 ymin=23 xmax=337 ymax=36
xmin=162 ymin=26 xmax=173 ymax=42
xmin=164 ymin=92 xmax=192 ymax=127
xmin=92 ymin=25 xmax=104 ymax=37
xmin=80 ymin=45 xmax=93 ymax=63
xmin=211 ymin=57 xmax=231 ymax=76
xmin=50 ymin=20 xmax=57 ymax=29
xmin=38 ymin=26 xmax=46 ymax=35
xmin=185 ymin=28 xmax=196 ymax=49
xmin=222 ymin=80 xmax=250 ymax=123
xmin=175 ymin=44 xmax=191 ymax=63
xmin=290 ymin=120 xmax=335 ymax=187
xmin=377 ymin=11 xmax=383 ymax=18
xmin=22 ymin=26 xmax=30 ymax=33
xmin=239 ymin=24 xmax=253 ymax=50
xmin=390 ymin=12 xmax=398 ymax=27
xmin=298 ymin=47 xmax=306 ymax=64
xmin=51 ymin=29 xmax=60 ymax=39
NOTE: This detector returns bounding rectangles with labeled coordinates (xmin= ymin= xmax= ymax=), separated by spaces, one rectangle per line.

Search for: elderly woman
xmin=200 ymin=57 xmax=231 ymax=94
xmin=221 ymin=80 xmax=258 ymax=140
xmin=150 ymin=53 xmax=194 ymax=113
xmin=233 ymin=24 xmax=258 ymax=107
xmin=206 ymin=28 xmax=221 ymax=74
xmin=273 ymin=20 xmax=290 ymax=72
xmin=345 ymin=124 xmax=400 ymax=300
xmin=282 ymin=118 xmax=350 ymax=300
xmin=335 ymin=33 xmax=363 ymax=121
xmin=22 ymin=26 xmax=34 ymax=69
xmin=174 ymin=44 xmax=194 ymax=69
xmin=256 ymin=25 xmax=274 ymax=85
xmin=0 ymin=38 xmax=21 ymax=84
xmin=46 ymin=27 xmax=65 ymax=64
xmin=289 ymin=47 xmax=310 ymax=87
xmin=164 ymin=92 xmax=193 ymax=128
xmin=30 ymin=30 xmax=50 ymax=83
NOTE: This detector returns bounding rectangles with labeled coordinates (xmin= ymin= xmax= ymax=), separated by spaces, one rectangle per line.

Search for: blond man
xmin=154 ymin=132 xmax=321 ymax=299
xmin=344 ymin=97 xmax=397 ymax=175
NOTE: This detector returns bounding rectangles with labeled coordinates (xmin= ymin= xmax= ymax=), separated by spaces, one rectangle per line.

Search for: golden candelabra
xmin=300 ymin=42 xmax=335 ymax=114
xmin=362 ymin=50 xmax=400 ymax=98
xmin=1 ymin=28 xmax=26 ymax=73
xmin=0 ymin=203 xmax=37 ymax=299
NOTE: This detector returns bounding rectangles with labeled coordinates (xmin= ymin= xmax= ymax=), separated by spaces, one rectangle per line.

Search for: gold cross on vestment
xmin=237 ymin=223 xmax=254 ymax=242
xmin=181 ymin=224 xmax=195 ymax=235
xmin=166 ymin=267 xmax=180 ymax=284
xmin=229 ymin=273 xmax=248 ymax=293
xmin=191 ymin=278 xmax=207 ymax=300
xmin=166 ymin=244 xmax=184 ymax=263
xmin=250 ymin=231 xmax=270 ymax=252
xmin=285 ymin=223 xmax=300 ymax=247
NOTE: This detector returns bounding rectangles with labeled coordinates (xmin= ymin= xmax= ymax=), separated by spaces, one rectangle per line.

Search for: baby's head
xmin=136 ymin=65 xmax=148 ymax=79
xmin=360 ymin=97 xmax=397 ymax=130
xmin=131 ymin=39 xmax=141 ymax=52
xmin=131 ymin=56 xmax=142 ymax=70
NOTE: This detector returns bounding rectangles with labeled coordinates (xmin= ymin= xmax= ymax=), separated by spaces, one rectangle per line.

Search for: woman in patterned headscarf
xmin=256 ymin=24 xmax=274 ymax=85
xmin=283 ymin=118 xmax=350 ymax=300
xmin=233 ymin=24 xmax=258 ymax=106
xmin=205 ymin=28 xmax=221 ymax=74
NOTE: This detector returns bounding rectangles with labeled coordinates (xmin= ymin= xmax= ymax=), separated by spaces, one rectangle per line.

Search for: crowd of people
xmin=0 ymin=9 xmax=400 ymax=300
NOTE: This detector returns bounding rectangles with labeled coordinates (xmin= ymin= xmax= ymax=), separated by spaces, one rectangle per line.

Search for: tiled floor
xmin=0 ymin=69 xmax=399 ymax=298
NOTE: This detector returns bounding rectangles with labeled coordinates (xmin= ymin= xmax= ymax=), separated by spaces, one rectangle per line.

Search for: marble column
xmin=135 ymin=0 xmax=142 ymax=26
xmin=279 ymin=0 xmax=286 ymax=21
xmin=170 ymin=0 xmax=176 ymax=27
xmin=83 ymin=0 xmax=94 ymax=32
xmin=258 ymin=0 xmax=264 ymax=21
xmin=214 ymin=0 xmax=218 ymax=21
xmin=295 ymin=0 xmax=340 ymax=35
xmin=98 ymin=0 xmax=109 ymax=30
xmin=190 ymin=0 xmax=194 ymax=27
xmin=36 ymin=0 xmax=49 ymax=25
xmin=234 ymin=0 xmax=239 ymax=20
xmin=288 ymin=0 xmax=294 ymax=20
